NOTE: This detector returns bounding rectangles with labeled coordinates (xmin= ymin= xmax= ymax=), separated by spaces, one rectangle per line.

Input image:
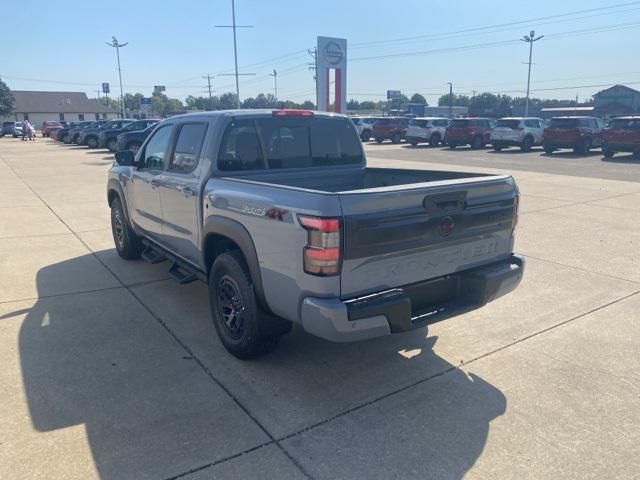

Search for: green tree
xmin=347 ymin=99 xmax=360 ymax=110
xmin=438 ymin=93 xmax=470 ymax=107
xmin=0 ymin=80 xmax=14 ymax=116
xmin=219 ymin=92 xmax=238 ymax=110
xmin=94 ymin=96 xmax=119 ymax=110
xmin=124 ymin=93 xmax=145 ymax=112
xmin=242 ymin=93 xmax=276 ymax=109
xmin=409 ymin=93 xmax=427 ymax=105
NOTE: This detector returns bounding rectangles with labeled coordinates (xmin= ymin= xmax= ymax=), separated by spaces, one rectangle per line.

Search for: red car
xmin=371 ymin=117 xmax=409 ymax=144
xmin=41 ymin=121 xmax=63 ymax=137
xmin=445 ymin=118 xmax=495 ymax=149
xmin=602 ymin=116 xmax=640 ymax=158
xmin=542 ymin=116 xmax=604 ymax=155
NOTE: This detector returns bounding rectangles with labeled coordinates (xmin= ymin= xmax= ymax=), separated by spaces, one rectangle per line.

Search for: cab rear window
xmin=218 ymin=117 xmax=363 ymax=171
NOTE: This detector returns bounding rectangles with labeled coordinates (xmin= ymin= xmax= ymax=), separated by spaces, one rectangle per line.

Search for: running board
xmin=168 ymin=262 xmax=198 ymax=284
xmin=141 ymin=245 xmax=167 ymax=264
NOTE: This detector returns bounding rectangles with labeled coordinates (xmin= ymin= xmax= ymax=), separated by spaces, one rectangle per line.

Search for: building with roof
xmin=592 ymin=84 xmax=640 ymax=116
xmin=0 ymin=90 xmax=119 ymax=127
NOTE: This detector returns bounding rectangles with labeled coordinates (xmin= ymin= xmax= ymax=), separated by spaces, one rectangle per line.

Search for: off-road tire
xmin=429 ymin=133 xmax=441 ymax=146
xmin=209 ymin=250 xmax=282 ymax=359
xmin=110 ymin=197 xmax=143 ymax=260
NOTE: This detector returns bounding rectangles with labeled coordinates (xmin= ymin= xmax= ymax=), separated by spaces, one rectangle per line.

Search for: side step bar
xmin=140 ymin=239 xmax=205 ymax=285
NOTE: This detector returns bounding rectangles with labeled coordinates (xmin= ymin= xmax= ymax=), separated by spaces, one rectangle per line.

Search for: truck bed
xmin=220 ymin=167 xmax=493 ymax=194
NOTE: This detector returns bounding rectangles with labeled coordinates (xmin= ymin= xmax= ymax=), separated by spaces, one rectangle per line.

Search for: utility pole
xmin=447 ymin=82 xmax=453 ymax=119
xmin=105 ymin=37 xmax=128 ymax=118
xmin=215 ymin=0 xmax=255 ymax=109
xmin=203 ymin=74 xmax=214 ymax=108
xmin=269 ymin=69 xmax=278 ymax=101
xmin=521 ymin=30 xmax=544 ymax=117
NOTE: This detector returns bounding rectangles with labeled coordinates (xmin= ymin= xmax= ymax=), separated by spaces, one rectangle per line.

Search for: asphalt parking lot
xmin=1 ymin=137 xmax=639 ymax=480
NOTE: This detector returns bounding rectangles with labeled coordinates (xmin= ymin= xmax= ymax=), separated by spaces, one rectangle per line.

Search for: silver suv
xmin=406 ymin=117 xmax=449 ymax=146
xmin=490 ymin=117 xmax=545 ymax=152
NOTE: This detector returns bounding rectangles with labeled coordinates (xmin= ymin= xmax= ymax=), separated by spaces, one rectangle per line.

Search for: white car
xmin=490 ymin=117 xmax=545 ymax=152
xmin=351 ymin=117 xmax=377 ymax=141
xmin=405 ymin=117 xmax=450 ymax=146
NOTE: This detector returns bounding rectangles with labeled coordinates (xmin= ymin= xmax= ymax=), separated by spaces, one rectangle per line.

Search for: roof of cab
xmin=165 ymin=109 xmax=344 ymax=121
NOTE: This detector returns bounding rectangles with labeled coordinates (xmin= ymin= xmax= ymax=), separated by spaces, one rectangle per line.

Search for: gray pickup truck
xmin=107 ymin=109 xmax=524 ymax=358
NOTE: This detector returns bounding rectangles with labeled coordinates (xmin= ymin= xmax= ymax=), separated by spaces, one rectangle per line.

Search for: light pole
xmin=447 ymin=82 xmax=453 ymax=119
xmin=106 ymin=37 xmax=128 ymax=118
xmin=521 ymin=30 xmax=543 ymax=117
xmin=270 ymin=69 xmax=278 ymax=101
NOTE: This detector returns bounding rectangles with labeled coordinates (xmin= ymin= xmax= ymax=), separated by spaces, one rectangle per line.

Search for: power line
xmin=350 ymin=1 xmax=640 ymax=49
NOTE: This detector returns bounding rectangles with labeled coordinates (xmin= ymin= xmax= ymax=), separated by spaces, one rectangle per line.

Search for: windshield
xmin=548 ymin=118 xmax=578 ymax=128
xmin=610 ymin=119 xmax=640 ymax=129
xmin=218 ymin=116 xmax=363 ymax=171
xmin=496 ymin=119 xmax=521 ymax=128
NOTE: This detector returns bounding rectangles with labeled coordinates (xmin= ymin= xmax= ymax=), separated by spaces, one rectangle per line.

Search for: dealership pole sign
xmin=316 ymin=36 xmax=347 ymax=113
xmin=102 ymin=82 xmax=110 ymax=94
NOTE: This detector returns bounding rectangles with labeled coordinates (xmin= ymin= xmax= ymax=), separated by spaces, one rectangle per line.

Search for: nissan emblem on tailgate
xmin=438 ymin=216 xmax=455 ymax=236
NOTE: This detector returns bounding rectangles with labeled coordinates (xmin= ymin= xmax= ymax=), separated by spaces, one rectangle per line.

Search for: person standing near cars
xmin=21 ymin=120 xmax=28 ymax=141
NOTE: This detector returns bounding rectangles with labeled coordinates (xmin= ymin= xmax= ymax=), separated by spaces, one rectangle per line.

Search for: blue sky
xmin=1 ymin=0 xmax=638 ymax=104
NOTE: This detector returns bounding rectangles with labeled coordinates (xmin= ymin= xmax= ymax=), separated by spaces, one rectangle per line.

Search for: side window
xmin=169 ymin=123 xmax=208 ymax=173
xmin=596 ymin=118 xmax=604 ymax=129
xmin=141 ymin=125 xmax=173 ymax=170
xmin=218 ymin=120 xmax=263 ymax=171
xmin=524 ymin=119 xmax=537 ymax=128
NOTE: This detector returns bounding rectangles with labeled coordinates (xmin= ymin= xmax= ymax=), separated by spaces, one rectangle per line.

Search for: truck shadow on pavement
xmin=18 ymin=252 xmax=507 ymax=479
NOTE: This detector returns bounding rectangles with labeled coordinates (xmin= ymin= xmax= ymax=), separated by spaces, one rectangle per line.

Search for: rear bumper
xmin=491 ymin=139 xmax=522 ymax=147
xmin=301 ymin=254 xmax=525 ymax=342
xmin=604 ymin=141 xmax=640 ymax=152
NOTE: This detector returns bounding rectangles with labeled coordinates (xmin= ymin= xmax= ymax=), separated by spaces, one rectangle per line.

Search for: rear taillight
xmin=513 ymin=193 xmax=520 ymax=233
xmin=299 ymin=215 xmax=341 ymax=276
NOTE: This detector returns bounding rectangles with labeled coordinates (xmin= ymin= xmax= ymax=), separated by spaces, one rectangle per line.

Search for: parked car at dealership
xmin=601 ymin=116 xmax=640 ymax=158
xmin=99 ymin=119 xmax=159 ymax=152
xmin=445 ymin=118 xmax=496 ymax=149
xmin=490 ymin=117 xmax=545 ymax=152
xmin=542 ymin=116 xmax=603 ymax=155
xmin=351 ymin=116 xmax=378 ymax=141
xmin=41 ymin=120 xmax=63 ymax=137
xmin=115 ymin=122 xmax=159 ymax=152
xmin=2 ymin=121 xmax=17 ymax=136
xmin=405 ymin=117 xmax=449 ymax=146
xmin=13 ymin=123 xmax=24 ymax=138
xmin=372 ymin=117 xmax=410 ymax=144
xmin=78 ymin=120 xmax=132 ymax=147
xmin=67 ymin=121 xmax=107 ymax=144
xmin=49 ymin=127 xmax=65 ymax=140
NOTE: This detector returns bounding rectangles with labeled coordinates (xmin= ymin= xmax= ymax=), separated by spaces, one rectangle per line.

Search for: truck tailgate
xmin=338 ymin=176 xmax=517 ymax=298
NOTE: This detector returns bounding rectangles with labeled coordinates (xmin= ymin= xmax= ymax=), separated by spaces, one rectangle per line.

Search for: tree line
xmin=95 ymin=91 xmax=315 ymax=116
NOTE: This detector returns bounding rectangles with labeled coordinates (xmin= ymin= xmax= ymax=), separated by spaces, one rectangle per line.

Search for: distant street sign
xmin=154 ymin=85 xmax=166 ymax=92
xmin=387 ymin=90 xmax=401 ymax=100
xmin=102 ymin=82 xmax=110 ymax=94
xmin=139 ymin=97 xmax=152 ymax=105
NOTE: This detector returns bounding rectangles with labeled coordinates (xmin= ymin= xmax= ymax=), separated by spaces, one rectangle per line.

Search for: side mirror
xmin=114 ymin=150 xmax=136 ymax=167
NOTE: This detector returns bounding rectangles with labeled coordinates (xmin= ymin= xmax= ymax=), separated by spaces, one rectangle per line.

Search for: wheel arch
xmin=107 ymin=179 xmax=132 ymax=224
xmin=201 ymin=216 xmax=272 ymax=314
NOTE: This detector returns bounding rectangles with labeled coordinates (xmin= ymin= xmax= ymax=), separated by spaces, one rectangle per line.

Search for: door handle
xmin=179 ymin=186 xmax=196 ymax=196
